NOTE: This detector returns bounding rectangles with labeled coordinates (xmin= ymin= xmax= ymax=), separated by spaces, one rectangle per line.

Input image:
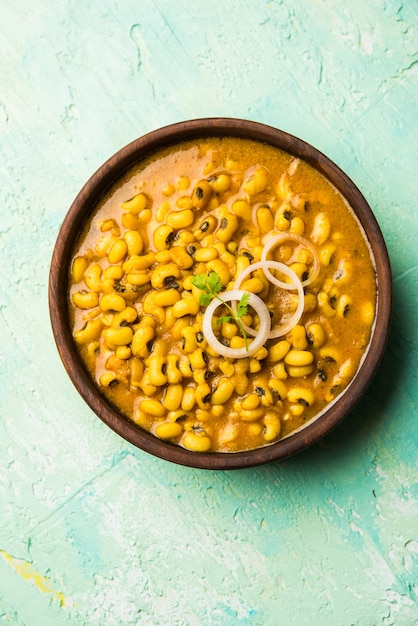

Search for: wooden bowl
xmin=49 ymin=118 xmax=392 ymax=469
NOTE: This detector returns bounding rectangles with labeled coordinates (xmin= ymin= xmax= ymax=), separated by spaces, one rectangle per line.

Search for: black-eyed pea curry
xmin=69 ymin=137 xmax=376 ymax=453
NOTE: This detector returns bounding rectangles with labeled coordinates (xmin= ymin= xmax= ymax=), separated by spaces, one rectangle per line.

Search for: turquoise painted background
xmin=1 ymin=1 xmax=417 ymax=624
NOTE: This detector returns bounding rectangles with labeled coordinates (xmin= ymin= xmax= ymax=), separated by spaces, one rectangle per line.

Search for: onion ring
xmin=233 ymin=260 xmax=304 ymax=339
xmin=261 ymin=233 xmax=320 ymax=287
xmin=202 ymin=289 xmax=271 ymax=359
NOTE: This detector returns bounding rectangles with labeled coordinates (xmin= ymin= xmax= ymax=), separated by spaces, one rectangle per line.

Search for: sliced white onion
xmin=261 ymin=233 xmax=320 ymax=287
xmin=202 ymin=289 xmax=271 ymax=359
xmin=233 ymin=260 xmax=304 ymax=339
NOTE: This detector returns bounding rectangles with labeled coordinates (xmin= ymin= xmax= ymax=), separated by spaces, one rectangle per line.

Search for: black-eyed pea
xmin=289 ymin=216 xmax=305 ymax=235
xmin=230 ymin=336 xmax=246 ymax=350
xmin=319 ymin=242 xmax=337 ymax=266
xmin=130 ymin=358 xmax=144 ymax=387
xmin=193 ymin=215 xmax=218 ymax=241
xmin=155 ymin=421 xmax=183 ymax=440
xmin=289 ymin=404 xmax=305 ymax=417
xmin=256 ymin=205 xmax=274 ymax=232
xmin=73 ymin=319 xmax=102 ymax=344
xmin=275 ymin=204 xmax=291 ymax=231
xmin=361 ymin=301 xmax=375 ymax=326
xmin=178 ymin=356 xmax=193 ymax=378
xmin=287 ymin=387 xmax=315 ymax=407
xmin=176 ymin=196 xmax=193 ymax=210
xmin=155 ymin=201 xmax=171 ymax=223
xmin=195 ymin=383 xmax=212 ymax=409
xmin=252 ymin=346 xmax=269 ymax=361
xmin=115 ymin=346 xmax=131 ymax=360
xmin=172 ymin=297 xmax=200 ymax=319
xmin=182 ymin=431 xmax=212 ymax=452
xmin=120 ymin=193 xmax=148 ymax=214
xmin=220 ymin=360 xmax=235 ymax=377
xmin=121 ymin=212 xmax=139 ymax=230
xmin=232 ymin=199 xmax=252 ymax=220
xmin=241 ymin=393 xmax=260 ymax=411
xmin=151 ymin=264 xmax=181 ymax=290
xmin=72 ymin=290 xmax=99 ymax=310
xmin=102 ymin=326 xmax=133 ymax=347
xmin=170 ymin=246 xmax=194 ymax=269
xmin=263 ymin=411 xmax=281 ymax=442
xmin=211 ymin=379 xmax=235 ymax=405
xmin=240 ymin=277 xmax=265 ymax=294
xmin=195 ymin=409 xmax=211 ymax=422
xmin=287 ymin=364 xmax=315 ymax=378
xmin=140 ymin=399 xmax=166 ymax=417
xmin=216 ymin=213 xmax=239 ymax=244
xmin=255 ymin=386 xmax=274 ymax=406
xmin=337 ymin=294 xmax=352 ymax=318
xmin=189 ymin=348 xmax=208 ymax=370
xmin=195 ymin=247 xmax=218 ymax=262
xmin=131 ymin=325 xmax=155 ymax=358
xmin=243 ymin=166 xmax=268 ymax=195
xmin=166 ymin=209 xmax=195 ymax=229
xmin=207 ymin=258 xmax=231 ymax=285
xmin=100 ymin=293 xmax=126 ymax=313
xmin=104 ymin=265 xmax=123 ymax=281
xmin=163 ymin=384 xmax=183 ymax=411
xmin=303 ymin=293 xmax=317 ymax=312
xmin=108 ymin=239 xmax=128 ymax=264
xmin=240 ymin=407 xmax=265 ymax=422
xmin=290 ymin=325 xmax=309 ymax=350
xmin=318 ymin=292 xmax=337 ymax=317
xmin=171 ymin=317 xmax=191 ymax=340
xmin=311 ymin=212 xmax=331 ymax=245
xmin=146 ymin=356 xmax=167 ymax=387
xmin=248 ymin=422 xmax=263 ymax=437
xmin=162 ymin=182 xmax=176 ymax=197
xmin=123 ymin=230 xmax=144 ymax=256
xmin=289 ymin=262 xmax=308 ymax=283
xmin=165 ymin=355 xmax=183 ymax=384
xmin=268 ymin=378 xmax=288 ymax=400
xmin=153 ymin=224 xmax=175 ymax=250
xmin=72 ymin=256 xmax=88 ymax=283
xmin=154 ymin=289 xmax=181 ymax=308
xmin=211 ymin=405 xmax=225 ymax=418
xmin=155 ymin=250 xmax=172 ymax=264
xmin=191 ymin=180 xmax=212 ymax=209
xmin=181 ymin=386 xmax=196 ymax=411
xmin=319 ymin=345 xmax=341 ymax=364
xmin=100 ymin=218 xmax=119 ymax=233
xmin=268 ymin=340 xmax=291 ymax=363
xmin=163 ymin=306 xmax=176 ymax=330
xmin=333 ymin=259 xmax=353 ymax=285
xmin=211 ymin=173 xmax=230 ymax=194
xmin=249 ymin=358 xmax=262 ymax=373
xmin=235 ymin=255 xmax=251 ymax=278
xmin=123 ymin=252 xmax=155 ymax=273
xmin=137 ymin=372 xmax=157 ymax=396
xmin=99 ymin=371 xmax=117 ymax=387
xmin=177 ymin=175 xmax=190 ymax=190
xmin=122 ymin=272 xmax=146 ymax=288
xmin=306 ymin=323 xmax=326 ymax=348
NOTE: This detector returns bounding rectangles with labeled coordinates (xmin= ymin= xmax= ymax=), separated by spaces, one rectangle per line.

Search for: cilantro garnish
xmin=191 ymin=271 xmax=251 ymax=351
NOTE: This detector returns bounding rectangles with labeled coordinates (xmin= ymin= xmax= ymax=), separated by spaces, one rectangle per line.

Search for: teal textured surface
xmin=1 ymin=1 xmax=417 ymax=624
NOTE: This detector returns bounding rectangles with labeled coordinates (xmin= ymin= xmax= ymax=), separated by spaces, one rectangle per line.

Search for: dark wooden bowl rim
xmin=49 ymin=118 xmax=392 ymax=469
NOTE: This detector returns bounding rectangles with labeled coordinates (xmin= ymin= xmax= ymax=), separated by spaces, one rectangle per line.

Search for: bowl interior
xmin=49 ymin=118 xmax=392 ymax=469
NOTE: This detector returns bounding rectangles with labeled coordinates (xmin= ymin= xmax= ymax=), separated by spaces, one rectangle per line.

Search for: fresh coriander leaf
xmin=237 ymin=292 xmax=250 ymax=317
xmin=198 ymin=293 xmax=213 ymax=307
xmin=191 ymin=273 xmax=209 ymax=292
xmin=207 ymin=271 xmax=223 ymax=294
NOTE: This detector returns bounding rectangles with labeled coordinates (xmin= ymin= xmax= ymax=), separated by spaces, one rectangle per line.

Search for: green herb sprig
xmin=191 ymin=271 xmax=251 ymax=351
